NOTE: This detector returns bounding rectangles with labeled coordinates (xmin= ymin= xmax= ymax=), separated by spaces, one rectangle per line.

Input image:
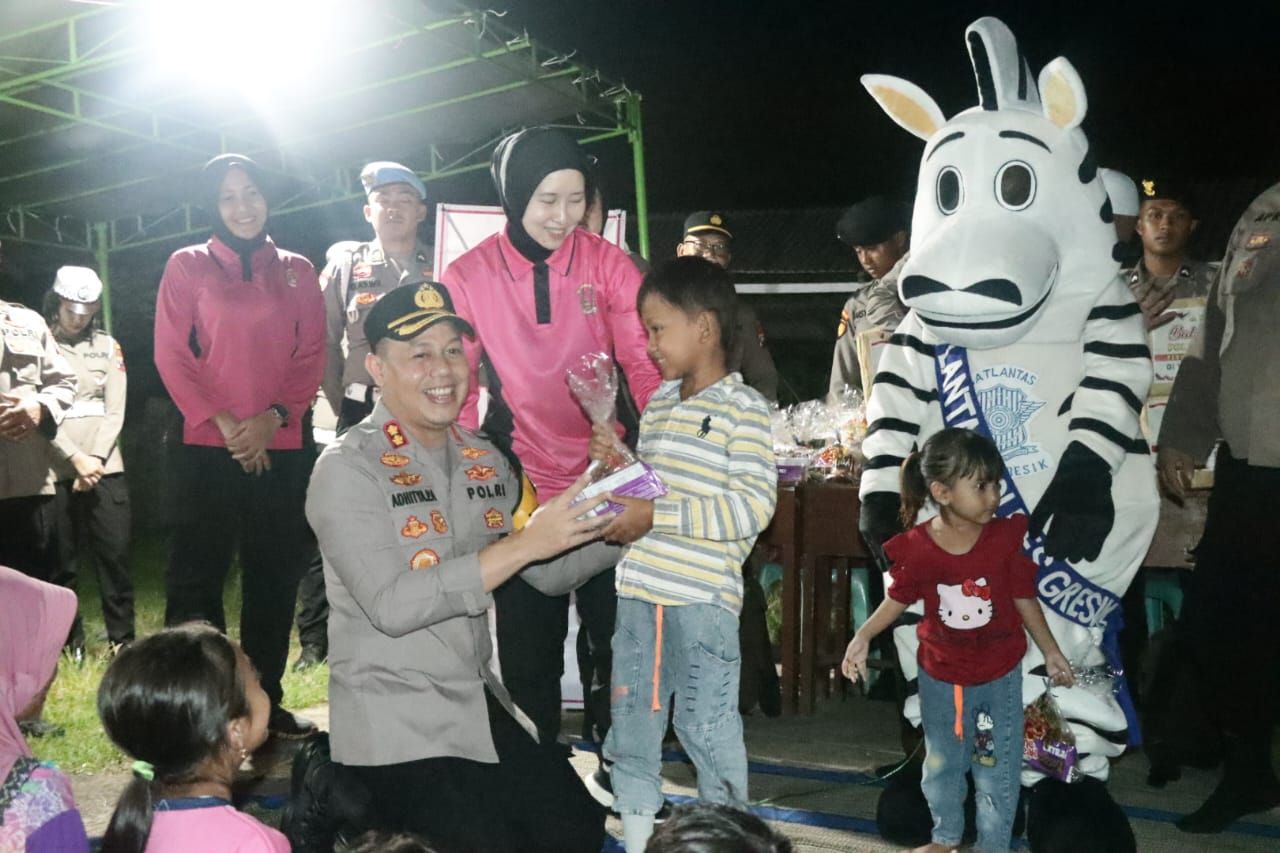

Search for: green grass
xmin=32 ymin=533 xmax=329 ymax=774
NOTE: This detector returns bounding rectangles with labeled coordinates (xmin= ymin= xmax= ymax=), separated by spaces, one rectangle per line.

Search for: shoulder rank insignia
xmin=401 ymin=516 xmax=428 ymax=538
xmin=464 ymin=464 xmax=496 ymax=481
xmin=484 ymin=508 xmax=505 ymax=529
xmin=384 ymin=421 xmax=408 ymax=448
xmin=410 ymin=548 xmax=439 ymax=570
xmin=381 ymin=451 xmax=410 ymax=467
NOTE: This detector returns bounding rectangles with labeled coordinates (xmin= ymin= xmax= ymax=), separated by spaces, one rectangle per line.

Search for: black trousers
xmin=341 ymin=691 xmax=605 ymax=853
xmin=495 ymin=567 xmax=616 ymax=746
xmin=52 ymin=475 xmax=135 ymax=647
xmin=1178 ymin=447 xmax=1280 ymax=739
xmin=295 ymin=397 xmax=373 ymax=654
xmin=165 ymin=444 xmax=313 ymax=707
xmin=0 ymin=494 xmax=58 ymax=583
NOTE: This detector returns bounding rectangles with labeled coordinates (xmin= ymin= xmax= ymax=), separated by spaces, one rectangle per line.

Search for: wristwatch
xmin=267 ymin=403 xmax=289 ymax=426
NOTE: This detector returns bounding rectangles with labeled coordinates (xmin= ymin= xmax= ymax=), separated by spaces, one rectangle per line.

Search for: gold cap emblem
xmin=1141 ymin=180 xmax=1155 ymax=197
xmin=709 ymin=214 xmax=722 ymax=226
xmin=414 ymin=283 xmax=445 ymax=310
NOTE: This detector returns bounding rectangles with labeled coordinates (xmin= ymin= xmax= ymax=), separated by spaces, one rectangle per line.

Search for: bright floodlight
xmin=143 ymin=0 xmax=341 ymax=94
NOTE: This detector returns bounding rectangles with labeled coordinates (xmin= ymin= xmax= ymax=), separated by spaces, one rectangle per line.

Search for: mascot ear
xmin=861 ymin=74 xmax=946 ymax=141
xmin=1038 ymin=57 xmax=1087 ymax=130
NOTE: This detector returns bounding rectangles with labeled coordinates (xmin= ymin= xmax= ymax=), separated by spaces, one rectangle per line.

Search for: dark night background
xmin=5 ymin=0 xmax=1280 ymax=423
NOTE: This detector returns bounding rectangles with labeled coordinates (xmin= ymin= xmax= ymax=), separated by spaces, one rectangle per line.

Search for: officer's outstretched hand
xmin=519 ymin=470 xmax=616 ymax=562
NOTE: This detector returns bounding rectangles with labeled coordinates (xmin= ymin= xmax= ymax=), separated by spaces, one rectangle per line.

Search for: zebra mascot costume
xmin=858 ymin=17 xmax=1156 ymax=849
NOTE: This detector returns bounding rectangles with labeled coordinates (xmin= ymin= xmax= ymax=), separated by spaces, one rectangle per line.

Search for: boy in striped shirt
xmin=590 ymin=256 xmax=777 ymax=852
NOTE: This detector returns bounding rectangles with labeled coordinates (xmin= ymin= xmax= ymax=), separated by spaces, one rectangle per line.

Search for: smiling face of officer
xmin=365 ymin=183 xmax=427 ymax=250
xmin=366 ymin=322 xmax=469 ymax=448
xmin=216 ymin=166 xmax=268 ymax=241
xmin=522 ymin=169 xmax=587 ymax=251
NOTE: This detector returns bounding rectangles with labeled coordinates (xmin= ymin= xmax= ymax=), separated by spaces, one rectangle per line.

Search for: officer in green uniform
xmin=1125 ymin=177 xmax=1214 ymax=330
xmin=306 ymin=281 xmax=610 ymax=852
xmin=298 ymin=161 xmax=435 ymax=669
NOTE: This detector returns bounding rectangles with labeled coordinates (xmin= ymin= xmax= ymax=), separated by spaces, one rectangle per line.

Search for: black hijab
xmin=201 ymin=153 xmax=269 ymax=281
xmin=490 ymin=128 xmax=593 ymax=264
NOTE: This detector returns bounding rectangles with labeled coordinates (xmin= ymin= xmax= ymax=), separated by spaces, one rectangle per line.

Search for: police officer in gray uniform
xmin=1125 ymin=177 xmax=1214 ymax=330
xmin=0 ymin=279 xmax=77 ymax=582
xmin=306 ymin=281 xmax=610 ymax=851
xmin=295 ymin=161 xmax=436 ymax=670
xmin=828 ymin=196 xmax=909 ymax=400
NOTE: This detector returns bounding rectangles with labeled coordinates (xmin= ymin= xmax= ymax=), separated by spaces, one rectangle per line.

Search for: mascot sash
xmin=933 ymin=343 xmax=1140 ymax=745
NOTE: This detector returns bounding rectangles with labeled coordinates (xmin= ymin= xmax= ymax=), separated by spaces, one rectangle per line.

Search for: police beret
xmin=836 ymin=196 xmax=909 ymax=247
xmin=364 ymin=282 xmax=474 ymax=350
xmin=360 ymin=161 xmax=427 ymax=200
xmin=1138 ymin=176 xmax=1196 ymax=212
xmin=683 ymin=211 xmax=732 ymax=239
xmin=52 ymin=266 xmax=103 ymax=315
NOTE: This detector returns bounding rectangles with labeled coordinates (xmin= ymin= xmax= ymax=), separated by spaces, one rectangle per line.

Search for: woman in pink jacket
xmin=153 ymin=154 xmax=325 ymax=739
xmin=443 ymin=128 xmax=661 ymax=768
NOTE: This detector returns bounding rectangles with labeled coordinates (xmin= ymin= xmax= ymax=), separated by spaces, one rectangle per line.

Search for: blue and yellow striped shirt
xmin=616 ymin=373 xmax=778 ymax=614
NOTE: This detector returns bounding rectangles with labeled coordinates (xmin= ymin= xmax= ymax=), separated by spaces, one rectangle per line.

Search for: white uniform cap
xmin=1100 ymin=168 xmax=1139 ymax=217
xmin=53 ymin=266 xmax=104 ymax=314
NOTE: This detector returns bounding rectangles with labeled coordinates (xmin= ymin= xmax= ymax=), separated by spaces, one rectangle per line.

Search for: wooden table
xmin=759 ymin=480 xmax=870 ymax=714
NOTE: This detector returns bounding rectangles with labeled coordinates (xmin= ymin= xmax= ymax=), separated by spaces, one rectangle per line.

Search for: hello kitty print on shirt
xmin=937 ymin=578 xmax=993 ymax=629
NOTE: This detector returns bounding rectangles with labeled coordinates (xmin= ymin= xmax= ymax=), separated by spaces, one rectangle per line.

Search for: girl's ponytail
xmin=99 ymin=773 xmax=156 ymax=853
xmin=899 ymin=451 xmax=927 ymax=527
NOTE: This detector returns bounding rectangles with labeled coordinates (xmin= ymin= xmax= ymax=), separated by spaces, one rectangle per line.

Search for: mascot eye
xmin=995 ymin=160 xmax=1036 ymax=210
xmin=936 ymin=167 xmax=963 ymax=215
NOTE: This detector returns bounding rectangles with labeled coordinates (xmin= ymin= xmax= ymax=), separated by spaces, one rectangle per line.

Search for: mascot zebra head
xmin=863 ymin=17 xmax=1118 ymax=349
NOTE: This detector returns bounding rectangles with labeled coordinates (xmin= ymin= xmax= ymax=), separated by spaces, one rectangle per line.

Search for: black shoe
xmin=1176 ymin=784 xmax=1280 ymax=834
xmin=269 ymin=707 xmax=318 ymax=740
xmin=18 ymin=719 xmax=65 ymax=739
xmin=292 ymin=646 xmax=327 ymax=672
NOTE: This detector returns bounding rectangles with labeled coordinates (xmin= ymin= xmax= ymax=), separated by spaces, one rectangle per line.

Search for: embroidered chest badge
xmin=410 ymin=548 xmax=439 ymax=570
xmin=698 ymin=416 xmax=712 ymax=438
xmin=459 ymin=446 xmax=489 ymax=460
xmin=381 ymin=451 xmax=410 ymax=468
xmin=390 ymin=473 xmax=422 ymax=486
xmin=464 ymin=464 xmax=496 ymax=481
xmin=430 ymin=510 xmax=448 ymax=534
xmin=484 ymin=508 xmax=505 ymax=529
xmin=577 ymin=282 xmax=598 ymax=315
xmin=401 ymin=516 xmax=428 ymax=538
xmin=1246 ymin=232 xmax=1271 ymax=250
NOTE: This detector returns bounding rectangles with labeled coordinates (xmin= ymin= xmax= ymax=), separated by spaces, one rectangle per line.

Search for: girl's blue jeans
xmin=603 ymin=598 xmax=748 ymax=816
xmin=918 ymin=665 xmax=1024 ymax=852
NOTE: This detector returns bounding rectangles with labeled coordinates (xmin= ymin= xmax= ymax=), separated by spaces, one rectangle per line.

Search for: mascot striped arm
xmin=857 ymin=17 xmax=1157 ymax=851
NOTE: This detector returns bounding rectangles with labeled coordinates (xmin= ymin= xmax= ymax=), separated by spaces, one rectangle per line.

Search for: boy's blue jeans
xmin=603 ymin=598 xmax=748 ymax=816
xmin=918 ymin=666 xmax=1023 ymax=852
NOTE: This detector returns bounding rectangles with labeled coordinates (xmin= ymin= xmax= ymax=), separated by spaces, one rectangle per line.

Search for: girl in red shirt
xmin=843 ymin=428 xmax=1073 ymax=853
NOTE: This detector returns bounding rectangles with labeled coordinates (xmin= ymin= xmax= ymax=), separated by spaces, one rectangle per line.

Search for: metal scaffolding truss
xmin=0 ymin=0 xmax=648 ymax=327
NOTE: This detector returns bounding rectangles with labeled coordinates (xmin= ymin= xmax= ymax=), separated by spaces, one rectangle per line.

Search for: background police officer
xmin=295 ymin=161 xmax=434 ymax=670
xmin=1126 ymin=176 xmax=1214 ymax=329
xmin=675 ymin=211 xmax=779 ymax=402
xmin=828 ymin=195 xmax=909 ymax=400
xmin=0 ymin=252 xmax=77 ymax=584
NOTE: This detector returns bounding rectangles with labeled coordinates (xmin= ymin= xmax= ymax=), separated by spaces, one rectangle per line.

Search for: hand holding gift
xmin=567 ymin=352 xmax=666 ymax=517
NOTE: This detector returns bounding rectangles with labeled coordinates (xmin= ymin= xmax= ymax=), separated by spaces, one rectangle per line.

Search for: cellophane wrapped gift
xmin=566 ymin=353 xmax=666 ymax=517
xmin=1023 ymin=689 xmax=1082 ymax=782
xmin=775 ymin=391 xmax=867 ymax=481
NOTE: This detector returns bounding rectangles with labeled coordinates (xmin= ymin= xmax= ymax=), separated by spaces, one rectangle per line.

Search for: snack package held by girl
xmin=566 ymin=352 xmax=666 ymax=516
xmin=1023 ymin=687 xmax=1082 ymax=782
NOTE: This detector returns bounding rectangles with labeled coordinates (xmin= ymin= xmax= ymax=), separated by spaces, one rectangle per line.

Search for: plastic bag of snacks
xmin=565 ymin=353 xmax=666 ymax=516
xmin=1023 ymin=687 xmax=1082 ymax=782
